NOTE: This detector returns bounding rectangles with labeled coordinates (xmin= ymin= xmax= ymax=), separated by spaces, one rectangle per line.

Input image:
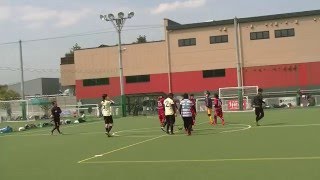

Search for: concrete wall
xmin=240 ymin=16 xmax=320 ymax=67
xmin=74 ymin=41 xmax=167 ymax=80
xmin=60 ymin=64 xmax=75 ymax=86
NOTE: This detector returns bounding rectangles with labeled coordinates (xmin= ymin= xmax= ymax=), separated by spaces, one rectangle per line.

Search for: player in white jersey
xmin=101 ymin=94 xmax=115 ymax=137
xmin=179 ymin=93 xmax=194 ymax=136
xmin=164 ymin=93 xmax=176 ymax=135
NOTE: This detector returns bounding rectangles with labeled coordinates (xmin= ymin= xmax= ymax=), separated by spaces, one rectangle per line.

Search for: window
xmin=250 ymin=31 xmax=269 ymax=40
xmin=126 ymin=75 xmax=150 ymax=83
xmin=210 ymin=35 xmax=228 ymax=44
xmin=203 ymin=69 xmax=226 ymax=78
xmin=275 ymin=28 xmax=295 ymax=38
xmin=83 ymin=78 xmax=109 ymax=86
xmin=178 ymin=38 xmax=196 ymax=47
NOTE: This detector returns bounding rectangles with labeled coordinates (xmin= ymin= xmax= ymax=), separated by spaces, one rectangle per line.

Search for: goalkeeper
xmin=252 ymin=88 xmax=266 ymax=126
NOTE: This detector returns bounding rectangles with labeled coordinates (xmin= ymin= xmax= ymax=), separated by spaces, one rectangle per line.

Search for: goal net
xmin=63 ymin=104 xmax=100 ymax=118
xmin=219 ymin=86 xmax=258 ymax=112
xmin=0 ymin=100 xmax=29 ymax=122
xmin=63 ymin=104 xmax=122 ymax=118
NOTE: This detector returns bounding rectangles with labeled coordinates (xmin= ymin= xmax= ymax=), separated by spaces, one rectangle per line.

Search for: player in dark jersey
xmin=51 ymin=101 xmax=62 ymax=135
xmin=213 ymin=93 xmax=225 ymax=126
xmin=204 ymin=91 xmax=214 ymax=125
xmin=189 ymin=94 xmax=197 ymax=129
xmin=252 ymin=88 xmax=266 ymax=126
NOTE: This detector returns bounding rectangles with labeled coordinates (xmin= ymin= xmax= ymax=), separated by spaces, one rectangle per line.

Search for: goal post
xmin=219 ymin=86 xmax=259 ymax=112
xmin=63 ymin=104 xmax=122 ymax=118
xmin=0 ymin=100 xmax=29 ymax=121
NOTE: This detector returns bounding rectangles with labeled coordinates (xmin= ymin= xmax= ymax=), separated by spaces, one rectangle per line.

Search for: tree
xmin=0 ymin=85 xmax=20 ymax=119
xmin=0 ymin=86 xmax=20 ymax=101
xmin=39 ymin=100 xmax=52 ymax=118
xmin=135 ymin=35 xmax=147 ymax=43
xmin=66 ymin=43 xmax=81 ymax=55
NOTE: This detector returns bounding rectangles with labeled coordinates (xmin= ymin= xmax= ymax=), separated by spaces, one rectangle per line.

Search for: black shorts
xmin=104 ymin=116 xmax=113 ymax=124
xmin=165 ymin=115 xmax=175 ymax=125
xmin=53 ymin=120 xmax=60 ymax=126
xmin=182 ymin=116 xmax=193 ymax=123
xmin=255 ymin=107 xmax=264 ymax=116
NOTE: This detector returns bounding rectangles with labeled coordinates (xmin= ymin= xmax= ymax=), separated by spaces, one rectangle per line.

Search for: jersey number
xmin=165 ymin=102 xmax=171 ymax=107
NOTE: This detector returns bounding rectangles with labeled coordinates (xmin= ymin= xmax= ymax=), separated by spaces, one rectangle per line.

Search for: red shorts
xmin=192 ymin=113 xmax=196 ymax=120
xmin=214 ymin=109 xmax=223 ymax=117
xmin=158 ymin=113 xmax=165 ymax=123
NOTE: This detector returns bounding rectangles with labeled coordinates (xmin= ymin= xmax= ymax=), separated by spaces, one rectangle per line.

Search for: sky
xmin=0 ymin=0 xmax=320 ymax=85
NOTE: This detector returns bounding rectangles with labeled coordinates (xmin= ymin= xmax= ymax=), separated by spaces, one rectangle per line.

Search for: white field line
xmin=219 ymin=124 xmax=251 ymax=133
xmin=0 ymin=120 xmax=103 ymax=138
xmin=4 ymin=122 xmax=320 ymax=138
xmin=0 ymin=117 xmax=169 ymax=137
xmin=80 ymin=156 xmax=320 ymax=164
xmin=253 ymin=123 xmax=320 ymax=128
xmin=77 ymin=123 xmax=252 ymax=164
xmin=77 ymin=134 xmax=166 ymax=163
xmin=77 ymin=122 xmax=212 ymax=163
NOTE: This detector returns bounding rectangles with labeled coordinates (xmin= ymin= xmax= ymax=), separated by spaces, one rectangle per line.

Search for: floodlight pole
xmin=19 ymin=40 xmax=27 ymax=120
xmin=115 ymin=20 xmax=126 ymax=117
xmin=100 ymin=12 xmax=134 ymax=117
xmin=234 ymin=17 xmax=243 ymax=110
xmin=19 ymin=40 xmax=25 ymax=100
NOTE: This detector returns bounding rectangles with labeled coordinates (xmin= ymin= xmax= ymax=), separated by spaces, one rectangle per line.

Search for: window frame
xmin=83 ymin=78 xmax=109 ymax=86
xmin=125 ymin=75 xmax=150 ymax=84
xmin=202 ymin=69 xmax=226 ymax=78
xmin=275 ymin=28 xmax=295 ymax=38
xmin=250 ymin=31 xmax=270 ymax=40
xmin=210 ymin=35 xmax=229 ymax=44
xmin=178 ymin=38 xmax=197 ymax=47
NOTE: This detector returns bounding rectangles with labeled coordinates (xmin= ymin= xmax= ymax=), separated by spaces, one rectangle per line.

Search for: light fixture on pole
xmin=100 ymin=11 xmax=135 ymax=117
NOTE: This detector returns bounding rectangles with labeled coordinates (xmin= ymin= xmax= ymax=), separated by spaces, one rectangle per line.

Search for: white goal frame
xmin=0 ymin=100 xmax=29 ymax=122
xmin=219 ymin=86 xmax=258 ymax=112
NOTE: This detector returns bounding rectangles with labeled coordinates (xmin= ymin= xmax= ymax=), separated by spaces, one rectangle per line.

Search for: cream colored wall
xmin=62 ymin=15 xmax=320 ymax=85
xmin=240 ymin=16 xmax=320 ymax=67
xmin=122 ymin=42 xmax=167 ymax=76
xmin=168 ymin=25 xmax=237 ymax=73
xmin=60 ymin=64 xmax=75 ymax=86
xmin=74 ymin=41 xmax=167 ymax=80
xmin=75 ymin=47 xmax=119 ymax=80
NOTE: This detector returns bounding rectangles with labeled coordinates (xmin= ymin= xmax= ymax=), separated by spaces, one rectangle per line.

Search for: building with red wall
xmin=60 ymin=9 xmax=320 ymax=101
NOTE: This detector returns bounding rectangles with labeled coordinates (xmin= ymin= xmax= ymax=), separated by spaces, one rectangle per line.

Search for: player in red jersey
xmin=213 ymin=93 xmax=225 ymax=125
xmin=189 ymin=94 xmax=197 ymax=128
xmin=157 ymin=95 xmax=167 ymax=131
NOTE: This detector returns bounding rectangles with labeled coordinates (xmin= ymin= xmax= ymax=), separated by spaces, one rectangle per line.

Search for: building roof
xmin=8 ymin=77 xmax=59 ymax=86
xmin=167 ymin=9 xmax=320 ymax=30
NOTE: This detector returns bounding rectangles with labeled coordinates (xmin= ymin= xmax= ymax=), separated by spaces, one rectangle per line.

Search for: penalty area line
xmin=80 ymin=156 xmax=320 ymax=164
xmin=254 ymin=123 xmax=320 ymax=128
xmin=77 ymin=134 xmax=166 ymax=164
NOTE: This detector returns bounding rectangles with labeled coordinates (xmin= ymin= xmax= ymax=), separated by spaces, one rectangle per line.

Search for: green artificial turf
xmin=1 ymin=108 xmax=320 ymax=180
